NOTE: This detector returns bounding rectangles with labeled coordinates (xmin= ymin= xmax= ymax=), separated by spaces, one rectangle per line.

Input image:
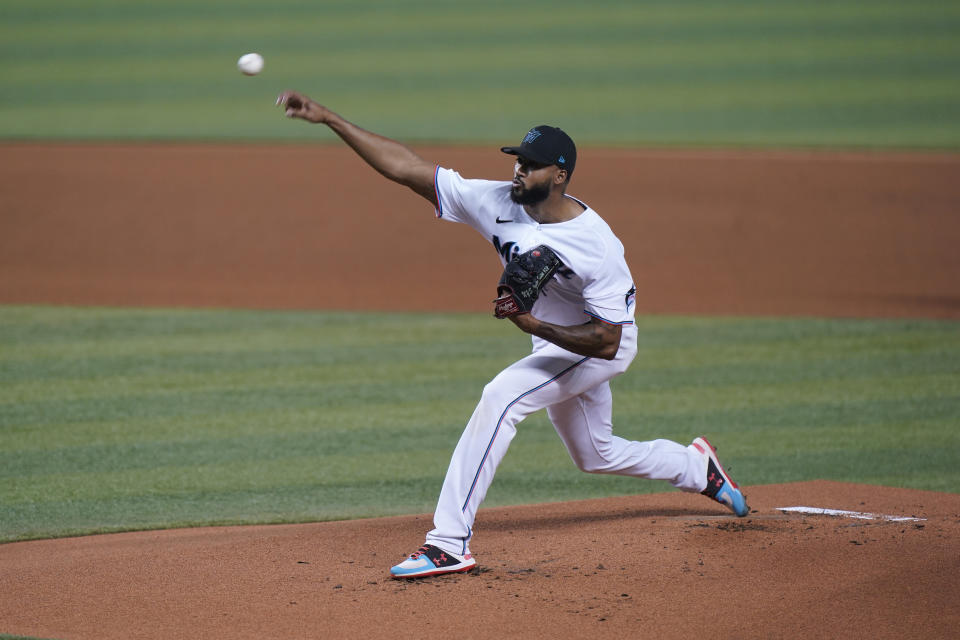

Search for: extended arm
xmin=509 ymin=314 xmax=622 ymax=360
xmin=277 ymin=90 xmax=437 ymax=206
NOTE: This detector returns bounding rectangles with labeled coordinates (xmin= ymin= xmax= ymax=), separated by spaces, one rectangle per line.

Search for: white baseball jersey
xmin=422 ymin=166 xmax=707 ymax=558
xmin=433 ymin=167 xmax=637 ymax=343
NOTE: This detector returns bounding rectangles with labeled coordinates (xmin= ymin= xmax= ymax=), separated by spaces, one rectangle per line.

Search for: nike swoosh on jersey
xmin=495 ymin=217 xmax=515 ymax=224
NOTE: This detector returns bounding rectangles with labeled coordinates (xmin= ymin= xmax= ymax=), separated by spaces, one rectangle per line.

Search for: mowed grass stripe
xmin=1 ymin=401 xmax=473 ymax=451
xmin=3 ymin=477 xmax=450 ymax=543
xmin=1 ymin=374 xmax=483 ymax=426
xmin=2 ymin=343 xmax=506 ymax=387
xmin=613 ymin=394 xmax=960 ymax=435
xmin=6 ymin=26 xmax=957 ymax=81
xmin=4 ymin=1 xmax=957 ymax=55
xmin=6 ymin=382 xmax=956 ymax=478
xmin=1 ymin=306 xmax=958 ymax=542
xmin=1 ymin=0 xmax=958 ymax=145
xmin=2 ymin=417 xmax=466 ymax=480
xmin=5 ymin=31 xmax=957 ymax=114
xmin=5 ymin=447 xmax=454 ymax=503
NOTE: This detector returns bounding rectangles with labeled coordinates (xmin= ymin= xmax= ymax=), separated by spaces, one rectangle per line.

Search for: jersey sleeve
xmin=432 ymin=166 xmax=462 ymax=221
xmin=433 ymin=166 xmax=502 ymax=227
xmin=581 ymin=246 xmax=636 ymax=325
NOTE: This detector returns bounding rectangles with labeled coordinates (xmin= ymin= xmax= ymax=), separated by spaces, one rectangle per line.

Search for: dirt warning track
xmin=1 ymin=144 xmax=958 ymax=317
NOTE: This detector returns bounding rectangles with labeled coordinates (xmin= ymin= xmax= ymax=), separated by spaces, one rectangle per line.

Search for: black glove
xmin=493 ymin=245 xmax=562 ymax=318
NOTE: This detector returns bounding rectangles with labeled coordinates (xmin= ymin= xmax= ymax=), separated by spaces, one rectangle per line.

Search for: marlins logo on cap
xmin=501 ymin=125 xmax=577 ymax=176
xmin=522 ymin=129 xmax=543 ymax=144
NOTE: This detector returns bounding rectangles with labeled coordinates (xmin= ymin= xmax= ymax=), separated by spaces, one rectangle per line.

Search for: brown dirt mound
xmin=2 ymin=482 xmax=958 ymax=640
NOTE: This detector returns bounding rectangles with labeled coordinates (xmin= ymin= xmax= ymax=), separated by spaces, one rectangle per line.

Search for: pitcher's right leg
xmin=546 ymin=384 xmax=704 ymax=490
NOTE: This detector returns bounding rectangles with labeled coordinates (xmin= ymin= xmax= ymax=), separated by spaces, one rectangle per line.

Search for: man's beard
xmin=510 ymin=180 xmax=551 ymax=205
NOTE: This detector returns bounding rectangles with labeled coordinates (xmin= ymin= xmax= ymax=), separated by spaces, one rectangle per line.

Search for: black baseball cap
xmin=501 ymin=125 xmax=577 ymax=177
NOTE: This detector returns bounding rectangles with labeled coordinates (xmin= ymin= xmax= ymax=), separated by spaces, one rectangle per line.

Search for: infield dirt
xmin=1 ymin=144 xmax=958 ymax=639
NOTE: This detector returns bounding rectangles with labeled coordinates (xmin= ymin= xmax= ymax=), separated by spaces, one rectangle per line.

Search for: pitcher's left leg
xmin=547 ymin=382 xmax=704 ymax=491
xmin=424 ymin=351 xmax=592 ymax=557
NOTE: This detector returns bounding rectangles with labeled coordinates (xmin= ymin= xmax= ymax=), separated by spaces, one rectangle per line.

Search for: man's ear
xmin=554 ymin=169 xmax=568 ymax=185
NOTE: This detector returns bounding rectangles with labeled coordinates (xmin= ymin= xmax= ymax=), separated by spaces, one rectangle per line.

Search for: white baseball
xmin=237 ymin=53 xmax=264 ymax=76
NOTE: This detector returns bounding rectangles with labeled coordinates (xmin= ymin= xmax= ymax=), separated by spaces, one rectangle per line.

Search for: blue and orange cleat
xmin=692 ymin=437 xmax=750 ymax=517
xmin=390 ymin=544 xmax=477 ymax=579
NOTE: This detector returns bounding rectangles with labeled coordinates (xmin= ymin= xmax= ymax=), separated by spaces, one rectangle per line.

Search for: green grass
xmin=2 ymin=306 xmax=958 ymax=543
xmin=1 ymin=0 xmax=959 ymax=147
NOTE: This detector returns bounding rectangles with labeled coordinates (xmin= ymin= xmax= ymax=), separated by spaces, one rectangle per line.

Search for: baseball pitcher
xmin=276 ymin=90 xmax=749 ymax=579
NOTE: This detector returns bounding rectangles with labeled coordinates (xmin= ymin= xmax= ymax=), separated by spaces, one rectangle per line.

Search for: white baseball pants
xmin=425 ymin=327 xmax=707 ymax=556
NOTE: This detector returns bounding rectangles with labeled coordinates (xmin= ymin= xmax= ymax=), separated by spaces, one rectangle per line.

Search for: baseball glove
xmin=493 ymin=244 xmax=562 ymax=318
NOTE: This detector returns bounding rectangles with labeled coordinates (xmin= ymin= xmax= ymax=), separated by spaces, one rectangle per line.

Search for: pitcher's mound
xmin=1 ymin=481 xmax=957 ymax=640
